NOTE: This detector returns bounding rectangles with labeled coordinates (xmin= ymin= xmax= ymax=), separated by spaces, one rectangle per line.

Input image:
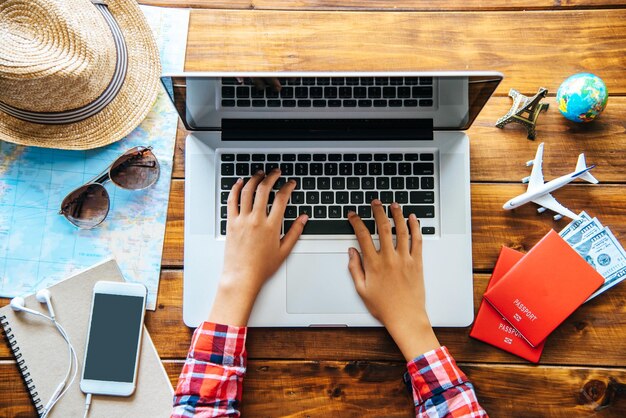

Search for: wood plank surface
xmin=144 ymin=0 xmax=626 ymax=11
xmin=159 ymin=180 xmax=626 ymax=270
xmin=172 ymin=97 xmax=626 ymax=181
xmin=2 ymin=361 xmax=625 ymax=417
xmin=184 ymin=9 xmax=626 ymax=95
xmin=3 ymin=267 xmax=624 ymax=364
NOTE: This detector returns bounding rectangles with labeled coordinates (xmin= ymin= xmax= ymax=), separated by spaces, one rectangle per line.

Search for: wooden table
xmin=2 ymin=1 xmax=626 ymax=416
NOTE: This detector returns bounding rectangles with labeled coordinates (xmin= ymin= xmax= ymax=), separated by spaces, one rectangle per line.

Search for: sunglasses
xmin=59 ymin=146 xmax=160 ymax=229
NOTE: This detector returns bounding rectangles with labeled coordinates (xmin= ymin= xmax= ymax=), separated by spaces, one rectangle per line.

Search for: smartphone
xmin=80 ymin=281 xmax=147 ymax=396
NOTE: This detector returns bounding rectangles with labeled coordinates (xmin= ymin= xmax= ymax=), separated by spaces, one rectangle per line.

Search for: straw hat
xmin=0 ymin=0 xmax=161 ymax=150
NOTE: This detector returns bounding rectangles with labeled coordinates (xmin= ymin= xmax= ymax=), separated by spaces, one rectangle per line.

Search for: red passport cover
xmin=483 ymin=230 xmax=604 ymax=347
xmin=470 ymin=247 xmax=545 ymax=363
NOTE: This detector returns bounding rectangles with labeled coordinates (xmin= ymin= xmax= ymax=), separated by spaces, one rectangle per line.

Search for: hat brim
xmin=0 ymin=0 xmax=161 ymax=150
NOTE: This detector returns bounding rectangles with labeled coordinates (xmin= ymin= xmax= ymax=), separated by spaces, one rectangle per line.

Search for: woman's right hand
xmin=347 ymin=200 xmax=441 ymax=361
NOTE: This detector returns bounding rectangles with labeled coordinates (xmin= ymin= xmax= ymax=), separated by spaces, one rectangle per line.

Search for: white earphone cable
xmin=41 ymin=321 xmax=79 ymax=417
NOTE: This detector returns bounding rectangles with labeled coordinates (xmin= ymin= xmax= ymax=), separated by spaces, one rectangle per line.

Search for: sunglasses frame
xmin=59 ymin=146 xmax=160 ymax=229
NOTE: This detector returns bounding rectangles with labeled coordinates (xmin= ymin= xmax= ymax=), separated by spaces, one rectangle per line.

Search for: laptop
xmin=161 ymin=72 xmax=503 ymax=328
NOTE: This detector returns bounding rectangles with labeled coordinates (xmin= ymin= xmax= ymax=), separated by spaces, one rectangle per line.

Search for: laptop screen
xmin=161 ymin=73 xmax=502 ymax=133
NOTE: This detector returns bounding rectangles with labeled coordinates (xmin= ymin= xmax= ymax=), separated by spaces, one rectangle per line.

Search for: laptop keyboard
xmin=220 ymin=77 xmax=434 ymax=109
xmin=219 ymin=151 xmax=437 ymax=236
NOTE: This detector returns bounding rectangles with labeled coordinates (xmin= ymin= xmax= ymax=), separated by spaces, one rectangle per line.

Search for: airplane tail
xmin=575 ymin=154 xmax=599 ymax=184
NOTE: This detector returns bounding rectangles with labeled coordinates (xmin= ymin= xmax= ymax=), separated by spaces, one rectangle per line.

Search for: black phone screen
xmin=83 ymin=293 xmax=145 ymax=382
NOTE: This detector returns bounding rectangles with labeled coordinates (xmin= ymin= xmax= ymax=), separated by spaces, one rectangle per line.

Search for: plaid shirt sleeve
xmin=407 ymin=346 xmax=488 ymax=417
xmin=171 ymin=322 xmax=247 ymax=417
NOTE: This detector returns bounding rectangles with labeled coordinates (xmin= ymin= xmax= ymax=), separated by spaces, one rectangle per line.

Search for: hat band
xmin=0 ymin=3 xmax=128 ymax=125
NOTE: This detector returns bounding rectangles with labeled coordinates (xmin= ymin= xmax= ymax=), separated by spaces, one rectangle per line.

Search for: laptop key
xmin=420 ymin=99 xmax=434 ymax=107
xmin=236 ymin=154 xmax=250 ymax=161
xmin=398 ymin=87 xmax=411 ymax=98
xmin=374 ymin=154 xmax=387 ymax=161
xmin=284 ymin=205 xmax=298 ymax=219
xmin=313 ymin=100 xmax=327 ymax=108
xmin=221 ymin=220 xmax=227 ymax=235
xmin=358 ymin=205 xmax=372 ymax=218
xmin=376 ymin=177 xmax=390 ymax=189
xmin=403 ymin=205 xmax=435 ymax=218
xmin=410 ymin=191 xmax=434 ymax=204
xmin=399 ymin=163 xmax=412 ymax=175
xmin=383 ymin=163 xmax=397 ymax=175
xmin=389 ymin=100 xmax=403 ymax=107
xmin=405 ymin=153 xmax=419 ymax=161
xmin=361 ymin=177 xmax=375 ymax=189
xmin=380 ymin=191 xmax=393 ymax=203
xmin=328 ymin=100 xmax=341 ymax=107
xmin=221 ymin=177 xmax=238 ymax=190
xmin=236 ymin=86 xmax=250 ymax=98
xmin=414 ymin=163 xmax=434 ymax=175
xmin=221 ymin=153 xmax=235 ymax=161
xmin=344 ymin=153 xmax=357 ymax=161
xmin=406 ymin=177 xmax=420 ymax=189
xmin=306 ymin=192 xmax=320 ymax=204
xmin=412 ymin=86 xmax=432 ymax=98
xmin=383 ymin=87 xmax=395 ymax=98
xmin=369 ymin=163 xmax=382 ymax=175
xmin=295 ymin=163 xmax=308 ymax=175
xmin=339 ymin=163 xmax=352 ymax=175
xmin=336 ymin=191 xmax=349 ymax=204
xmin=421 ymin=153 xmax=435 ymax=161
xmin=347 ymin=178 xmax=360 ymax=189
xmin=395 ymin=191 xmax=408 ymax=203
xmin=222 ymin=86 xmax=235 ymax=98
xmin=268 ymin=100 xmax=281 ymax=107
xmin=332 ymin=177 xmax=345 ymax=190
xmin=303 ymin=177 xmax=316 ymax=190
xmin=310 ymin=163 xmax=323 ymax=175
xmin=317 ymin=177 xmax=331 ymax=190
xmin=313 ymin=154 xmax=326 ymax=161
xmin=355 ymin=163 xmax=367 ymax=175
xmin=283 ymin=99 xmax=296 ymax=107
xmin=251 ymin=163 xmax=264 ymax=173
xmin=421 ymin=177 xmax=435 ymax=189
xmin=391 ymin=177 xmax=404 ymax=189
xmin=373 ymin=100 xmax=387 ymax=107
xmin=283 ymin=154 xmax=297 ymax=161
xmin=329 ymin=206 xmax=342 ymax=218
xmin=236 ymin=100 xmax=250 ymax=107
xmin=291 ymin=191 xmax=305 ymax=204
xmin=351 ymin=191 xmax=364 ymax=204
xmin=298 ymin=154 xmax=311 ymax=161
xmin=252 ymin=154 xmax=265 ymax=161
xmin=314 ymin=206 xmax=327 ymax=218
xmin=343 ymin=99 xmax=357 ymax=107
xmin=321 ymin=191 xmax=334 ymax=204
xmin=297 ymin=100 xmax=312 ymax=107
xmin=324 ymin=163 xmax=338 ymax=175
xmin=389 ymin=153 xmax=403 ymax=161
xmin=368 ymin=87 xmax=382 ymax=98
xmin=221 ymin=163 xmax=234 ymax=176
xmin=221 ymin=192 xmax=229 ymax=204
xmin=295 ymin=87 xmax=308 ymax=98
xmin=299 ymin=206 xmax=313 ymax=217
xmin=421 ymin=226 xmax=436 ymax=235
xmin=287 ymin=219 xmax=374 ymax=235
xmin=280 ymin=87 xmax=294 ymax=98
xmin=365 ymin=191 xmax=379 ymax=203
xmin=343 ymin=205 xmax=357 ymax=218
xmin=404 ymin=99 xmax=418 ymax=107
xmin=280 ymin=163 xmax=294 ymax=175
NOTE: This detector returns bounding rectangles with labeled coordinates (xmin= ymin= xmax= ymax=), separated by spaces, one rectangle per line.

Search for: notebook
xmin=0 ymin=259 xmax=173 ymax=417
xmin=483 ymin=230 xmax=605 ymax=347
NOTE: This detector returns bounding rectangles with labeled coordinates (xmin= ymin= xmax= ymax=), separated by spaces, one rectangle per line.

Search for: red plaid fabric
xmin=407 ymin=346 xmax=488 ymax=417
xmin=171 ymin=322 xmax=247 ymax=417
xmin=172 ymin=323 xmax=486 ymax=417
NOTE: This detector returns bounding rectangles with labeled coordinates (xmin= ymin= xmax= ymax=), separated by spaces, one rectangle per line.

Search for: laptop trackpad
xmin=286 ymin=253 xmax=369 ymax=314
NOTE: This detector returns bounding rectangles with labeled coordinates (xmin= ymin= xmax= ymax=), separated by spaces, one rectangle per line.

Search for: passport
xmin=470 ymin=246 xmax=545 ymax=363
xmin=483 ymin=230 xmax=604 ymax=347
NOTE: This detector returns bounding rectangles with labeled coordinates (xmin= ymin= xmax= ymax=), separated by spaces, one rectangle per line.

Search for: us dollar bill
xmin=572 ymin=227 xmax=626 ymax=300
xmin=563 ymin=218 xmax=604 ymax=247
xmin=559 ymin=211 xmax=592 ymax=241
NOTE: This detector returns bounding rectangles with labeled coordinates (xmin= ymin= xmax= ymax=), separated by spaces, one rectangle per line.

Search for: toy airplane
xmin=503 ymin=143 xmax=598 ymax=220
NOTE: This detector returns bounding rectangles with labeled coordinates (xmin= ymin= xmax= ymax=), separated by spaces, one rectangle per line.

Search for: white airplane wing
xmin=527 ymin=143 xmax=545 ymax=191
xmin=532 ymin=193 xmax=579 ymax=220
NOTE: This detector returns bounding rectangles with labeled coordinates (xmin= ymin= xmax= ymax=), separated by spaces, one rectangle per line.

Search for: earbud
xmin=10 ymin=297 xmax=49 ymax=319
xmin=36 ymin=289 xmax=56 ymax=320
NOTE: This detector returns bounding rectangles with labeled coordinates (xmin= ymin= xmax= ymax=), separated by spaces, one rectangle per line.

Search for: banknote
xmin=572 ymin=227 xmax=626 ymax=300
xmin=559 ymin=211 xmax=592 ymax=241
xmin=563 ymin=218 xmax=604 ymax=247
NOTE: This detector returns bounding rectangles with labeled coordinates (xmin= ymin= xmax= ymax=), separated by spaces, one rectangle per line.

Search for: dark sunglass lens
xmin=60 ymin=184 xmax=110 ymax=229
xmin=110 ymin=148 xmax=160 ymax=190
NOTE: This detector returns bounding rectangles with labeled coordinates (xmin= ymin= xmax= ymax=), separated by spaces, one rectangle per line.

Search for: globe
xmin=556 ymin=73 xmax=608 ymax=123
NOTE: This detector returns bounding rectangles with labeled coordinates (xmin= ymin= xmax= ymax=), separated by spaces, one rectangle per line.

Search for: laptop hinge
xmin=221 ymin=118 xmax=433 ymax=141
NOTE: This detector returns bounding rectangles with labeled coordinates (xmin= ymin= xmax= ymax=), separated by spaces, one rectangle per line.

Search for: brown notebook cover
xmin=0 ymin=259 xmax=173 ymax=417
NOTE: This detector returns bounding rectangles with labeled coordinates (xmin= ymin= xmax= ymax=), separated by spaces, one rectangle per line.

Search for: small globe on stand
xmin=556 ymin=73 xmax=608 ymax=123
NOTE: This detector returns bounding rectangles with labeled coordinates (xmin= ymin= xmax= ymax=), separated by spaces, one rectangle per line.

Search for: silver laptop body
xmin=162 ymin=71 xmax=503 ymax=327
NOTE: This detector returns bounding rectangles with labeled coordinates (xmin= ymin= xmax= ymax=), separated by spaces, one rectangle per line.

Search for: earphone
xmin=10 ymin=290 xmax=78 ymax=418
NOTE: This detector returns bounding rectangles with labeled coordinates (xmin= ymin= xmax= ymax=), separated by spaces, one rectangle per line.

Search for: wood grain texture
xmin=142 ymin=0 xmax=626 ymax=11
xmin=7 ymin=267 xmax=623 ymax=364
xmin=184 ymin=9 xmax=626 ymax=94
xmin=2 ymin=361 xmax=625 ymax=417
xmin=159 ymin=180 xmax=626 ymax=270
xmin=171 ymin=96 xmax=626 ymax=181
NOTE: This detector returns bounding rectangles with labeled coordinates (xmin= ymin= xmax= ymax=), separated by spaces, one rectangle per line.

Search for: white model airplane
xmin=503 ymin=143 xmax=598 ymax=220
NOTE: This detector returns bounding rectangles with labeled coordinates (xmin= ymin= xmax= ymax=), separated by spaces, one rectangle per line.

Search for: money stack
xmin=559 ymin=211 xmax=626 ymax=300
